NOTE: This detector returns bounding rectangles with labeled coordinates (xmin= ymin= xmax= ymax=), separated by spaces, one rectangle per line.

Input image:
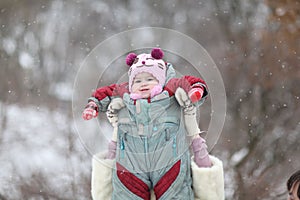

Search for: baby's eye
xmin=134 ymin=80 xmax=141 ymax=83
xmin=147 ymin=78 xmax=154 ymax=81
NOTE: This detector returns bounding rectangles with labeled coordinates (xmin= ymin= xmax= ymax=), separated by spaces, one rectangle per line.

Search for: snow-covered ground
xmin=0 ymin=103 xmax=107 ymax=199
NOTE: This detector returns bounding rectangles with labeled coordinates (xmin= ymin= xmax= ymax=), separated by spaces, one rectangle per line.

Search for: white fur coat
xmin=91 ymin=152 xmax=224 ymax=200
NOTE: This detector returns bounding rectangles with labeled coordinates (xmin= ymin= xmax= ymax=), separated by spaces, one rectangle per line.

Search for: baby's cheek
xmin=131 ymin=85 xmax=138 ymax=93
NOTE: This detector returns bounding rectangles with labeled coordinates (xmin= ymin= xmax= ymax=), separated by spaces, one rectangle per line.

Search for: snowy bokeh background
xmin=0 ymin=0 xmax=299 ymax=199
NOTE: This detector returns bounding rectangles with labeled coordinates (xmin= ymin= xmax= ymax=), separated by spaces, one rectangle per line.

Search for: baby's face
xmin=131 ymin=72 xmax=159 ymax=99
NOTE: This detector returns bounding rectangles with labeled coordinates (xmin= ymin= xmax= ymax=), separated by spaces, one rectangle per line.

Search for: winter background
xmin=0 ymin=0 xmax=299 ymax=199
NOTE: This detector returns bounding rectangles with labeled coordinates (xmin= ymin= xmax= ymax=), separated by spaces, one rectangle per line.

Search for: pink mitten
xmin=105 ymin=140 xmax=117 ymax=159
xmin=192 ymin=136 xmax=212 ymax=168
xmin=82 ymin=101 xmax=99 ymax=120
xmin=188 ymin=88 xmax=204 ymax=103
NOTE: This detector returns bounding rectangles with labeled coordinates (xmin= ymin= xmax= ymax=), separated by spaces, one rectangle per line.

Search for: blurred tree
xmin=1 ymin=0 xmax=299 ymax=199
xmin=213 ymin=0 xmax=300 ymax=199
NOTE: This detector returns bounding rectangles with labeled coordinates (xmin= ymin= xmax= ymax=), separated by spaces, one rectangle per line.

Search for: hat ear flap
xmin=126 ymin=53 xmax=137 ymax=66
xmin=151 ymin=48 xmax=164 ymax=59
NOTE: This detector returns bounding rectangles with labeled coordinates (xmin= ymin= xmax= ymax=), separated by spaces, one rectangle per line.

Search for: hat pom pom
xmin=126 ymin=53 xmax=137 ymax=66
xmin=151 ymin=48 xmax=164 ymax=59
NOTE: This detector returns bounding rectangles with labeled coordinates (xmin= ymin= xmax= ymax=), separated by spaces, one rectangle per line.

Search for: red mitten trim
xmin=188 ymin=88 xmax=204 ymax=103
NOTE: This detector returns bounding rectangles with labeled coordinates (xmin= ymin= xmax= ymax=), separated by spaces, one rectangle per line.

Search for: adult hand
xmin=106 ymin=98 xmax=125 ymax=125
xmin=175 ymin=88 xmax=200 ymax=136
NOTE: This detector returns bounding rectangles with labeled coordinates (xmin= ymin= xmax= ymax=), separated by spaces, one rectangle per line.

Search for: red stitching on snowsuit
xmin=116 ymin=162 xmax=150 ymax=200
xmin=154 ymin=160 xmax=181 ymax=199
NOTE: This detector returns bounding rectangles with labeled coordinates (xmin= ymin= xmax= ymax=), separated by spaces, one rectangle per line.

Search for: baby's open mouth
xmin=140 ymin=89 xmax=149 ymax=92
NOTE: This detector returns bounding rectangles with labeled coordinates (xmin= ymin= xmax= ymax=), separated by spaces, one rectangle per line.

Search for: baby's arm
xmin=165 ymin=75 xmax=208 ymax=105
xmin=82 ymin=82 xmax=128 ymax=120
xmin=166 ymin=75 xmax=208 ymax=138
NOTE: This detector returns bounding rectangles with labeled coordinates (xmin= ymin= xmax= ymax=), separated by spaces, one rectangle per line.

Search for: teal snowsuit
xmin=88 ymin=63 xmax=209 ymax=199
xmin=112 ymin=92 xmax=194 ymax=200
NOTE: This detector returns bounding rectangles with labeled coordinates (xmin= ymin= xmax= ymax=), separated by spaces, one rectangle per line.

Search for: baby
xmin=83 ymin=48 xmax=210 ymax=164
xmin=83 ymin=48 xmax=214 ymax=199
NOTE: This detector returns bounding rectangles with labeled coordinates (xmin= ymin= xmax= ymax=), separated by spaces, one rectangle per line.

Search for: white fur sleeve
xmin=91 ymin=152 xmax=114 ymax=200
xmin=91 ymin=153 xmax=224 ymax=200
xmin=191 ymin=155 xmax=225 ymax=200
xmin=91 ymin=152 xmax=157 ymax=200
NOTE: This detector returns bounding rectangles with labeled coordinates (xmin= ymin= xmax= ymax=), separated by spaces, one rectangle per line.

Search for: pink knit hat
xmin=126 ymin=48 xmax=167 ymax=93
